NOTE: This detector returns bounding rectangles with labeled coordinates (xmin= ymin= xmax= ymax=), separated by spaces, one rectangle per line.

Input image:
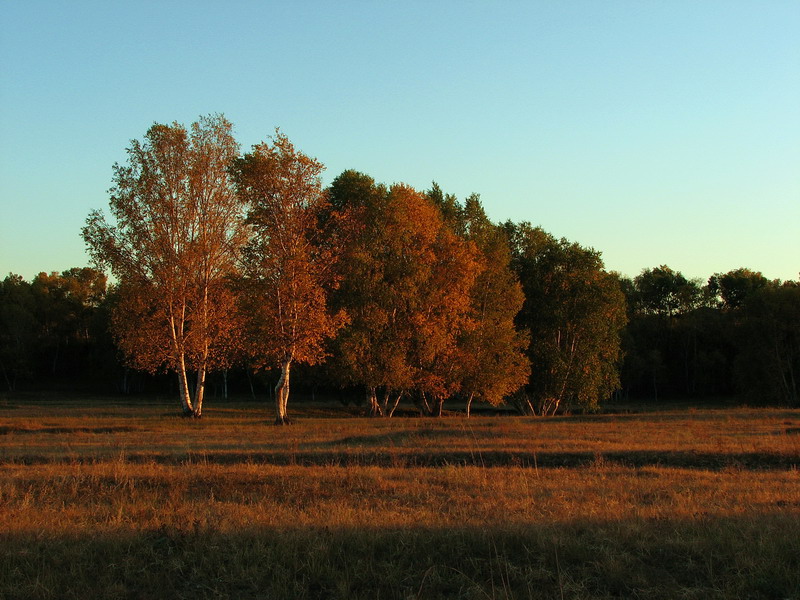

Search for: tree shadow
xmin=2 ymin=513 xmax=797 ymax=599
xmin=4 ymin=448 xmax=798 ymax=470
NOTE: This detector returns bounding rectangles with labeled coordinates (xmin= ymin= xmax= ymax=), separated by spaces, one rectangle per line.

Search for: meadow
xmin=1 ymin=395 xmax=798 ymax=599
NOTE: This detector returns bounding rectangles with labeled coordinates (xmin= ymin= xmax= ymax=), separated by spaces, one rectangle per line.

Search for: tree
xmin=426 ymin=182 xmax=464 ymax=234
xmin=734 ymin=282 xmax=799 ymax=406
xmin=0 ymin=275 xmax=37 ymax=391
xmin=82 ymin=114 xmax=246 ymax=417
xmin=30 ymin=268 xmax=108 ymax=378
xmin=633 ymin=265 xmax=702 ymax=318
xmin=408 ymin=187 xmax=481 ymax=416
xmin=328 ymin=174 xmax=481 ymax=416
xmin=233 ymin=132 xmax=346 ymax=425
xmin=326 ymin=170 xmax=409 ymax=416
xmin=708 ymin=268 xmax=768 ymax=310
xmin=505 ymin=222 xmax=627 ymax=415
xmin=435 ymin=193 xmax=529 ymax=417
xmin=624 ymin=266 xmax=728 ymax=399
xmin=0 ymin=269 xmax=110 ymax=391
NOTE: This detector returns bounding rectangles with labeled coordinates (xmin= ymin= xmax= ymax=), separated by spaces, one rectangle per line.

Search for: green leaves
xmin=507 ymin=222 xmax=627 ymax=414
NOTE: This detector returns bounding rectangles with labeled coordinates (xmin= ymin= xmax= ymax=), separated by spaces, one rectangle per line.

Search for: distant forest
xmin=1 ymin=116 xmax=798 ymax=418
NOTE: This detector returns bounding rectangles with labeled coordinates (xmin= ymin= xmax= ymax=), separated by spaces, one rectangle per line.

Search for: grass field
xmin=1 ymin=395 xmax=798 ymax=599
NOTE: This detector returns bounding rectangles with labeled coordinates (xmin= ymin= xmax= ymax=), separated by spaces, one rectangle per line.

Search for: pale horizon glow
xmin=1 ymin=1 xmax=798 ymax=283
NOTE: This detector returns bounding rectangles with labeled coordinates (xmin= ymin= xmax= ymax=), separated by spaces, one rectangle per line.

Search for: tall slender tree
xmin=233 ymin=132 xmax=346 ymax=425
xmin=82 ymin=114 xmax=245 ymax=416
xmin=453 ymin=195 xmax=529 ymax=417
xmin=326 ymin=171 xmax=407 ymax=415
xmin=408 ymin=186 xmax=481 ymax=416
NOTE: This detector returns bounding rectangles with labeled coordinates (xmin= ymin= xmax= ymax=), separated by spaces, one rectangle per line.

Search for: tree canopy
xmin=505 ymin=222 xmax=627 ymax=414
xmin=82 ymin=114 xmax=246 ymax=416
xmin=12 ymin=114 xmax=784 ymax=417
xmin=233 ymin=132 xmax=347 ymax=424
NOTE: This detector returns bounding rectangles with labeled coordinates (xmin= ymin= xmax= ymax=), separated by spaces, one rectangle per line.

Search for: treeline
xmin=1 ymin=115 xmax=797 ymax=417
xmin=620 ymin=266 xmax=799 ymax=407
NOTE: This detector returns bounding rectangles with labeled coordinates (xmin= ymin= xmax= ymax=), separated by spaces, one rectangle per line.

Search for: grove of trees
xmin=2 ymin=115 xmax=797 ymax=416
xmin=620 ymin=266 xmax=799 ymax=407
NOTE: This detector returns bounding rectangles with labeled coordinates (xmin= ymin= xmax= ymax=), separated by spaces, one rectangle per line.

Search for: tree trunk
xmin=653 ymin=371 xmax=658 ymax=403
xmin=193 ymin=365 xmax=206 ymax=418
xmin=549 ymin=396 xmax=561 ymax=417
xmin=524 ymin=394 xmax=536 ymax=416
xmin=177 ymin=362 xmax=194 ymax=416
xmin=0 ymin=357 xmax=13 ymax=392
xmin=222 ymin=369 xmax=228 ymax=401
xmin=465 ymin=392 xmax=475 ymax=418
xmin=170 ymin=312 xmax=193 ymax=415
xmin=387 ymin=392 xmax=403 ymax=418
xmin=436 ymin=397 xmax=444 ymax=417
xmin=367 ymin=386 xmax=383 ymax=417
xmin=51 ymin=338 xmax=60 ymax=377
xmin=380 ymin=389 xmax=391 ymax=415
xmin=246 ymin=369 xmax=257 ymax=401
xmin=274 ymin=358 xmax=292 ymax=425
xmin=121 ymin=368 xmax=128 ymax=395
xmin=419 ymin=391 xmax=432 ymax=416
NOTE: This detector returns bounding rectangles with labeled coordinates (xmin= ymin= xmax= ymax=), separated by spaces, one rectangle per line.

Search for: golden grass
xmin=1 ymin=397 xmax=798 ymax=599
xmin=2 ymin=400 xmax=798 ymax=465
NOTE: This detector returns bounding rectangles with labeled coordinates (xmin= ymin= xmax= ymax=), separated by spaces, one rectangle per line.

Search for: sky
xmin=1 ymin=1 xmax=798 ymax=283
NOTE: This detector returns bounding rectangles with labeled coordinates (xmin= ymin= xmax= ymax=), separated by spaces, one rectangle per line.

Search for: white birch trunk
xmin=274 ymin=358 xmax=292 ymax=425
xmin=193 ymin=365 xmax=206 ymax=418
xmin=170 ymin=311 xmax=193 ymax=415
xmin=387 ymin=392 xmax=403 ymax=418
xmin=380 ymin=389 xmax=391 ymax=415
xmin=436 ymin=397 xmax=444 ymax=417
xmin=177 ymin=360 xmax=194 ymax=416
xmin=419 ymin=391 xmax=432 ymax=416
xmin=367 ymin=386 xmax=383 ymax=417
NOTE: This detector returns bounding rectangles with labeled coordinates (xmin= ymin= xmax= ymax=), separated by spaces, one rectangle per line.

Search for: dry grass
xmin=1 ymin=396 xmax=798 ymax=598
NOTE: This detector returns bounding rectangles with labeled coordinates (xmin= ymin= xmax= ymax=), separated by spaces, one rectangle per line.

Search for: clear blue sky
xmin=1 ymin=1 xmax=798 ymax=282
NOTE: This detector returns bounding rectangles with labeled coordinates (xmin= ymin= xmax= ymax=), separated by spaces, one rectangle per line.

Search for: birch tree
xmin=453 ymin=195 xmax=529 ymax=417
xmin=328 ymin=173 xmax=480 ymax=416
xmin=82 ymin=114 xmax=246 ymax=417
xmin=233 ymin=132 xmax=346 ymax=425
xmin=505 ymin=222 xmax=627 ymax=415
xmin=326 ymin=171 xmax=411 ymax=416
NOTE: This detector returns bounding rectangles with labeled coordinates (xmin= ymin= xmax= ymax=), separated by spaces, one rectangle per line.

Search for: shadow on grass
xmin=4 ymin=449 xmax=798 ymax=471
xmin=0 ymin=426 xmax=142 ymax=435
xmin=332 ymin=428 xmax=457 ymax=447
xmin=2 ymin=513 xmax=797 ymax=600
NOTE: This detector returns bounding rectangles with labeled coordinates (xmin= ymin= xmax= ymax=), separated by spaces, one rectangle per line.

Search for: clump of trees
xmin=77 ymin=116 xmax=538 ymax=422
xmin=504 ymin=223 xmax=627 ymax=415
xmin=0 ymin=268 xmax=111 ymax=391
xmin=620 ymin=266 xmax=798 ymax=406
xmin=2 ymin=114 xmax=796 ymax=416
xmin=326 ymin=174 xmax=529 ymax=417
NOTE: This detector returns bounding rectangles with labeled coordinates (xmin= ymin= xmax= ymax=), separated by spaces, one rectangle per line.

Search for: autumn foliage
xmin=29 ymin=113 xmax=786 ymax=419
xmin=82 ymin=115 xmax=246 ymax=417
xmin=233 ymin=132 xmax=347 ymax=424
